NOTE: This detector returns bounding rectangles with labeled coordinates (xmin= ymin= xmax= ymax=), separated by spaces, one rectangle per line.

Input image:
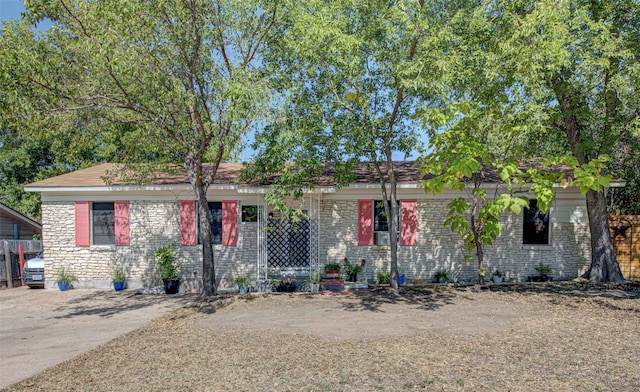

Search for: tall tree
xmin=488 ymin=0 xmax=639 ymax=281
xmin=2 ymin=0 xmax=281 ymax=295
xmin=250 ymin=0 xmax=465 ymax=288
xmin=425 ymin=0 xmax=639 ymax=282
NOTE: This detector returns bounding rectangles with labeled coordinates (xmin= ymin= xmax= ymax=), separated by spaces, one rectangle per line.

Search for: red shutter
xmin=180 ymin=200 xmax=196 ymax=246
xmin=357 ymin=200 xmax=373 ymax=246
xmin=400 ymin=200 xmax=417 ymax=246
xmin=75 ymin=201 xmax=90 ymax=246
xmin=114 ymin=200 xmax=130 ymax=246
xmin=222 ymin=200 xmax=237 ymax=246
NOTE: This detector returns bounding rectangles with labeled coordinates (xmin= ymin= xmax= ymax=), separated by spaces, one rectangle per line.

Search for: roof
xmin=25 ymin=162 xmax=433 ymax=189
xmin=24 ymin=161 xmax=619 ymax=191
xmin=25 ymin=163 xmax=246 ymax=188
xmin=0 ymin=203 xmax=42 ymax=231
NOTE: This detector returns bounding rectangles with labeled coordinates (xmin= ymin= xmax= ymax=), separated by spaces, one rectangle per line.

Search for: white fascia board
xmin=236 ymin=186 xmax=336 ymax=194
xmin=25 ymin=184 xmax=241 ymax=193
xmin=25 ymin=184 xmax=192 ymax=193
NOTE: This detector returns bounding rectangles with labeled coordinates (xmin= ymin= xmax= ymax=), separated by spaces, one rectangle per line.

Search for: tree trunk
xmin=552 ymin=78 xmax=624 ymax=282
xmin=470 ymin=191 xmax=484 ymax=285
xmin=584 ymin=190 xmax=625 ymax=282
xmin=389 ymin=179 xmax=399 ymax=289
xmin=195 ymin=186 xmax=217 ymax=295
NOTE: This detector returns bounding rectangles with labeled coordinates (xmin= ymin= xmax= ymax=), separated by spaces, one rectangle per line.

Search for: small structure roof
xmin=0 ymin=202 xmax=42 ymax=233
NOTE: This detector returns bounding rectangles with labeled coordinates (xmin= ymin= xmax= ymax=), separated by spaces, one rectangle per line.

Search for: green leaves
xmin=573 ymin=155 xmax=614 ymax=194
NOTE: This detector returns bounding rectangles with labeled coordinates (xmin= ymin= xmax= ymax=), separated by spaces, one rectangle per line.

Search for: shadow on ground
xmin=336 ymin=286 xmax=458 ymax=313
xmin=52 ymin=291 xmax=197 ymax=319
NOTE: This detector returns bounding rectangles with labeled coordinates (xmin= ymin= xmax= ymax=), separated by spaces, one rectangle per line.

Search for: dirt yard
xmin=4 ymin=282 xmax=640 ymax=392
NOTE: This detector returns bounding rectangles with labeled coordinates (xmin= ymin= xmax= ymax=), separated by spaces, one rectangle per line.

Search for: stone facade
xmin=317 ymin=195 xmax=591 ymax=283
xmin=40 ymin=189 xmax=591 ymax=292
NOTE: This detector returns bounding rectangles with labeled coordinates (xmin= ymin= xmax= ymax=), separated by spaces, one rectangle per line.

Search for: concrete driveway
xmin=0 ymin=286 xmax=191 ymax=388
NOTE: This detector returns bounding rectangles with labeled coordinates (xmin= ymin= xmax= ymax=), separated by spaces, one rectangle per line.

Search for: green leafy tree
xmin=2 ymin=0 xmax=281 ymax=295
xmin=421 ymin=104 xmax=613 ymax=284
xmin=250 ymin=0 xmax=467 ymax=288
xmin=422 ymin=0 xmax=638 ymax=282
xmin=488 ymin=0 xmax=638 ymax=282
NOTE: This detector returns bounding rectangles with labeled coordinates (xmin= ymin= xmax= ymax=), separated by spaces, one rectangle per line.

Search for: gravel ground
xmin=3 ymin=282 xmax=639 ymax=392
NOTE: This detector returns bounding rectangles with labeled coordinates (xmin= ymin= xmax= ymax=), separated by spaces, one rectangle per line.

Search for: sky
xmin=0 ymin=0 xmax=32 ymax=24
xmin=1 ymin=0 xmax=421 ymax=163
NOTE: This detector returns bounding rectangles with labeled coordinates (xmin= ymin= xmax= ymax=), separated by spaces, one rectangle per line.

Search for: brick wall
xmin=41 ymin=193 xmax=592 ymax=291
xmin=318 ymin=198 xmax=591 ymax=283
xmin=41 ymin=200 xmax=258 ymax=292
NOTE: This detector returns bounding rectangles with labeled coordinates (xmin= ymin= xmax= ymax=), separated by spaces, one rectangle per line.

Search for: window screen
xmin=92 ymin=202 xmax=115 ymax=245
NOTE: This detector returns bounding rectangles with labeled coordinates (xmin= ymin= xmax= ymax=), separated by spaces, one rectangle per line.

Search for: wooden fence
xmin=0 ymin=240 xmax=43 ymax=289
xmin=608 ymin=215 xmax=640 ymax=280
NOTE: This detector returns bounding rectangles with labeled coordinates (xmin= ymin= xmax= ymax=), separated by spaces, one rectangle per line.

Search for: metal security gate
xmin=264 ymin=195 xmax=320 ymax=277
xmin=267 ymin=218 xmax=311 ymax=269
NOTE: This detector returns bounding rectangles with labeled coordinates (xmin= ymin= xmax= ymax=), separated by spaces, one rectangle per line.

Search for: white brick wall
xmin=41 ymin=200 xmax=258 ymax=292
xmin=41 ymin=192 xmax=591 ymax=291
xmin=317 ymin=198 xmax=591 ymax=283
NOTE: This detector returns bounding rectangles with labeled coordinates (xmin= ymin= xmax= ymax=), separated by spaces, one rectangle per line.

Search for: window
xmin=190 ymin=200 xmax=237 ymax=246
xmin=523 ymin=199 xmax=550 ymax=245
xmin=92 ymin=202 xmax=115 ymax=245
xmin=242 ymin=205 xmax=259 ymax=223
xmin=374 ymin=200 xmax=400 ymax=245
xmin=358 ymin=199 xmax=417 ymax=247
xmin=75 ymin=201 xmax=129 ymax=246
xmin=208 ymin=202 xmax=222 ymax=245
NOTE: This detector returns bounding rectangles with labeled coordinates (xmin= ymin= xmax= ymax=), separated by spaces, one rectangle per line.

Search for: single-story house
xmin=25 ymin=161 xmax=609 ymax=291
xmin=0 ymin=202 xmax=42 ymax=240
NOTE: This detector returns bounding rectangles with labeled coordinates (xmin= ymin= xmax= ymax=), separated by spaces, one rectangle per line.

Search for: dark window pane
xmin=242 ymin=205 xmax=259 ymax=222
xmin=523 ymin=199 xmax=550 ymax=245
xmin=374 ymin=200 xmax=400 ymax=232
xmin=208 ymin=202 xmax=222 ymax=245
xmin=374 ymin=201 xmax=388 ymax=232
xmin=92 ymin=202 xmax=115 ymax=245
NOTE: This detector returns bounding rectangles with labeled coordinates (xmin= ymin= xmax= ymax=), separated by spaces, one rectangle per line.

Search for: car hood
xmin=25 ymin=258 xmax=44 ymax=269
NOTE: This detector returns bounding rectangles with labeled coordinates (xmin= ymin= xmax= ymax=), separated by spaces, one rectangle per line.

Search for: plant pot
xmin=310 ymin=283 xmax=319 ymax=294
xmin=276 ymin=283 xmax=296 ymax=292
xmin=113 ymin=281 xmax=125 ymax=291
xmin=398 ymin=273 xmax=405 ymax=285
xmin=57 ymin=282 xmax=69 ymax=291
xmin=163 ymin=279 xmax=180 ymax=294
xmin=492 ymin=275 xmax=503 ymax=284
xmin=348 ymin=273 xmax=358 ymax=282
xmin=238 ymin=284 xmax=248 ymax=294
xmin=325 ymin=269 xmax=339 ymax=279
xmin=439 ymin=277 xmax=448 ymax=284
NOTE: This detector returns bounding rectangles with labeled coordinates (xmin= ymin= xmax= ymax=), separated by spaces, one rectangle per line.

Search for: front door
xmin=266 ymin=217 xmax=311 ymax=272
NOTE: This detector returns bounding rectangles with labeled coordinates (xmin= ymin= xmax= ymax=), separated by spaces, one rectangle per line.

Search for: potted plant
xmin=398 ymin=266 xmax=405 ymax=285
xmin=111 ymin=266 xmax=127 ymax=291
xmin=154 ymin=244 xmax=181 ymax=294
xmin=434 ymin=269 xmax=449 ymax=284
xmin=492 ymin=270 xmax=503 ymax=283
xmin=308 ymin=270 xmax=320 ymax=294
xmin=534 ymin=263 xmax=553 ymax=282
xmin=324 ymin=262 xmax=341 ymax=278
xmin=55 ymin=266 xmax=76 ymax=291
xmin=342 ymin=258 xmax=363 ymax=282
xmin=276 ymin=277 xmax=296 ymax=292
xmin=235 ymin=275 xmax=250 ymax=294
xmin=377 ymin=271 xmax=390 ymax=284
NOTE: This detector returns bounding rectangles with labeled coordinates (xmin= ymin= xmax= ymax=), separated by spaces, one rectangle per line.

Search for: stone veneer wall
xmin=41 ymin=200 xmax=258 ymax=292
xmin=41 ymin=193 xmax=591 ymax=290
xmin=318 ymin=197 xmax=592 ymax=283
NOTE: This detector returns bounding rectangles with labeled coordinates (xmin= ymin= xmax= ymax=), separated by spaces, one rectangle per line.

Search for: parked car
xmin=22 ymin=254 xmax=45 ymax=288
